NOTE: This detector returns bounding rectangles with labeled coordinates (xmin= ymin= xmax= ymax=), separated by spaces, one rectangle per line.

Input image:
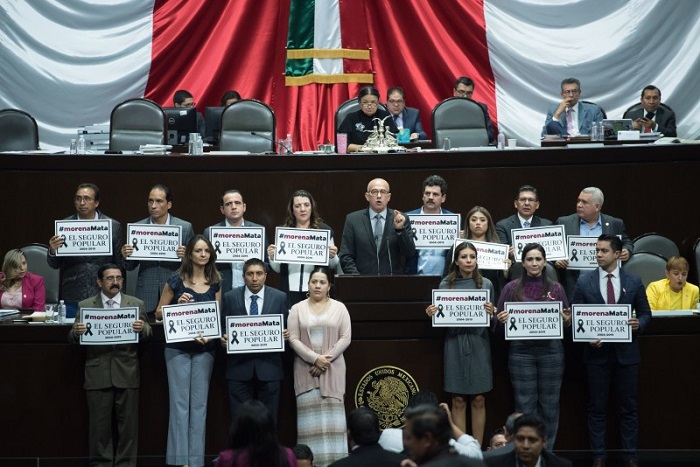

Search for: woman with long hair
xmin=156 ymin=234 xmax=221 ymax=467
xmin=426 ymin=241 xmax=494 ymax=445
xmin=0 ymin=248 xmax=45 ymax=311
xmin=337 ymin=85 xmax=399 ymax=152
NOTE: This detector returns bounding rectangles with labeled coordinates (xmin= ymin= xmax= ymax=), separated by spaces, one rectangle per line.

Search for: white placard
xmin=504 ymin=301 xmax=564 ymax=340
xmin=454 ymin=239 xmax=509 ymax=270
xmin=511 ymin=225 xmax=567 ymax=262
xmin=273 ymin=227 xmax=330 ymax=266
xmin=409 ymin=214 xmax=461 ymax=249
xmin=79 ymin=307 xmax=139 ymax=345
xmin=162 ymin=301 xmax=222 ymax=343
xmin=566 ymin=236 xmax=598 ymax=270
xmin=126 ymin=223 xmax=182 ymax=262
xmin=54 ymin=219 xmax=113 ymax=256
xmin=431 ymin=289 xmax=490 ymax=327
xmin=209 ymin=227 xmax=265 ymax=263
xmin=571 ymin=304 xmax=632 ymax=343
xmin=225 ymin=314 xmax=285 ymax=354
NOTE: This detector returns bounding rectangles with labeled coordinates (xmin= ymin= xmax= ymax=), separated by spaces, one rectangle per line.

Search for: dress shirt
xmin=599 ymin=266 xmax=620 ymax=304
xmin=244 ymin=286 xmax=265 ymax=315
xmin=518 ymin=213 xmax=533 ymax=228
xmin=579 ymin=216 xmax=603 ymax=237
xmin=101 ymin=292 xmax=122 ymax=308
xmin=227 ymin=218 xmax=248 ymax=289
xmin=568 ymin=102 xmax=581 ymax=135
xmin=369 ymin=208 xmax=388 ymax=243
xmin=148 ymin=213 xmax=172 ymax=225
xmin=393 ymin=113 xmax=403 ymax=129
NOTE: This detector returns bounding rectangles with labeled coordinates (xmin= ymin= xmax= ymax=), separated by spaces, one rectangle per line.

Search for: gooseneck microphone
xmin=249 ymin=131 xmax=278 ymax=154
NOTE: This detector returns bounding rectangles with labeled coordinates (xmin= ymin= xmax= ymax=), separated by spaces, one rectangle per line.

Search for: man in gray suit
xmin=220 ymin=258 xmax=288 ymax=425
xmin=543 ymin=78 xmax=604 ymax=136
xmin=555 ymin=187 xmax=633 ymax=300
xmin=203 ymin=189 xmax=267 ymax=294
xmin=623 ymin=85 xmax=677 ymax=137
xmin=69 ymin=263 xmax=151 ymax=467
xmin=121 ymin=184 xmax=194 ymax=315
xmin=496 ymin=185 xmax=553 ymax=259
xmin=339 ymin=178 xmax=416 ymax=275
xmin=386 ymin=86 xmax=428 ymax=140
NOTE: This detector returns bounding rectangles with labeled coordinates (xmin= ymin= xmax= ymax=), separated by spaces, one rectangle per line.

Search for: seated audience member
xmin=173 ymin=89 xmax=205 ymax=137
xmin=543 ymin=78 xmax=604 ymax=136
xmin=386 ymin=86 xmax=428 ymax=140
xmin=220 ymin=90 xmax=241 ymax=107
xmin=646 ymin=256 xmax=699 ymax=310
xmin=623 ymin=85 xmax=677 ymax=137
xmin=293 ymin=444 xmax=315 ymax=467
xmin=338 ymin=85 xmax=399 ymax=152
xmin=482 ymin=412 xmax=522 ymax=460
xmin=328 ymin=407 xmax=406 ymax=466
xmin=453 ymin=76 xmax=495 ymax=144
xmin=0 ymin=248 xmax=46 ymax=311
xmin=484 ymin=414 xmax=572 ymax=467
xmin=214 ymin=399 xmax=297 ymax=467
xmin=487 ymin=428 xmax=507 ymax=451
xmin=495 ymin=185 xmax=553 ymax=258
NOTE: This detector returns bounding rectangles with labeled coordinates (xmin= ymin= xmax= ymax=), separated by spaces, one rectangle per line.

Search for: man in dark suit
xmin=203 ymin=189 xmax=267 ymax=293
xmin=623 ymin=85 xmax=677 ymax=137
xmin=485 ymin=414 xmax=572 ymax=467
xmin=220 ymin=257 xmax=288 ymax=425
xmin=496 ymin=184 xmax=553 ymax=258
xmin=329 ymin=407 xmax=406 ymax=467
xmin=69 ymin=263 xmax=151 ymax=467
xmin=543 ymin=77 xmax=604 ymax=136
xmin=386 ymin=86 xmax=428 ymax=140
xmin=339 ymin=178 xmax=416 ymax=275
xmin=454 ymin=76 xmax=495 ymax=144
xmin=121 ymin=184 xmax=194 ymax=315
xmin=572 ymin=235 xmax=651 ymax=467
xmin=555 ymin=187 xmax=634 ymax=300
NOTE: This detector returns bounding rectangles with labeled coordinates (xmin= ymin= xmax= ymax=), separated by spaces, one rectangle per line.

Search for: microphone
xmin=387 ymin=239 xmax=393 ymax=275
xmin=375 ymin=236 xmax=381 ymax=276
xmin=250 ymin=131 xmax=277 ymax=153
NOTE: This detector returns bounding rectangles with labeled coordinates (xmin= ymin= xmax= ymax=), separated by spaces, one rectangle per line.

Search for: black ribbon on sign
xmin=60 ymin=234 xmax=68 ymax=247
xmin=577 ymin=319 xmax=585 ymax=333
xmin=168 ymin=320 xmax=176 ymax=333
xmin=570 ymin=248 xmax=578 ymax=261
xmin=517 ymin=242 xmax=523 ymax=255
xmin=509 ymin=317 xmax=517 ymax=331
xmin=84 ymin=322 xmax=93 ymax=336
xmin=278 ymin=241 xmax=286 ymax=255
xmin=407 ymin=226 xmax=418 ymax=241
xmin=215 ymin=241 xmax=222 ymax=254
xmin=231 ymin=331 xmax=239 ymax=345
xmin=132 ymin=238 xmax=139 ymax=251
xmin=436 ymin=304 xmax=445 ymax=318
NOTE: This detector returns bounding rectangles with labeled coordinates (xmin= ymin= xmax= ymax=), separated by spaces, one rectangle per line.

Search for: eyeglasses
xmin=387 ymin=99 xmax=405 ymax=105
xmin=74 ymin=196 xmax=95 ymax=203
xmin=517 ymin=197 xmax=537 ymax=203
xmin=368 ymin=189 xmax=389 ymax=196
xmin=102 ymin=276 xmax=123 ymax=282
xmin=360 ymin=101 xmax=378 ymax=107
xmin=562 ymin=89 xmax=580 ymax=95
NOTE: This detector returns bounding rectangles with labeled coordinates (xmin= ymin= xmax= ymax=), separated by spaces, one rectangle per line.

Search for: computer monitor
xmin=163 ymin=107 xmax=198 ymax=145
xmin=204 ymin=106 xmax=225 ymax=144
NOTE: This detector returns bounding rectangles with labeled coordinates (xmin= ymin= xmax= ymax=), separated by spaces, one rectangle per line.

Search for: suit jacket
xmin=404 ymin=207 xmax=454 ymax=274
xmin=623 ymin=106 xmax=677 ymax=137
xmin=69 ymin=293 xmax=151 ymax=390
xmin=572 ymin=268 xmax=652 ymax=365
xmin=47 ymin=212 xmax=125 ymax=303
xmin=391 ymin=106 xmax=428 ymax=140
xmin=480 ymin=102 xmax=496 ymax=144
xmin=125 ymin=215 xmax=194 ymax=312
xmin=495 ymin=214 xmax=553 ymax=245
xmin=339 ymin=208 xmax=416 ymax=275
xmin=485 ymin=449 xmax=572 ymax=467
xmin=543 ymin=101 xmax=604 ymax=136
xmin=204 ymin=219 xmax=268 ymax=294
xmin=556 ymin=212 xmax=634 ymax=300
xmin=328 ymin=443 xmax=406 ymax=467
xmin=221 ymin=285 xmax=288 ymax=381
xmin=0 ymin=271 xmax=45 ymax=311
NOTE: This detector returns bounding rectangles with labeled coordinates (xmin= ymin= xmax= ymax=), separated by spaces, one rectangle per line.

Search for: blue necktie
xmin=250 ymin=295 xmax=259 ymax=315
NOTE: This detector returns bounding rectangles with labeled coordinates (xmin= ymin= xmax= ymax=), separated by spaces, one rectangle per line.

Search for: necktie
xmin=523 ymin=221 xmax=530 ymax=228
xmin=250 ymin=295 xmax=259 ymax=315
xmin=106 ymin=299 xmax=116 ymax=308
xmin=394 ymin=114 xmax=403 ymax=129
xmin=373 ymin=214 xmax=383 ymax=250
xmin=606 ymin=273 xmax=615 ymax=304
xmin=644 ymin=112 xmax=655 ymax=133
xmin=565 ymin=108 xmax=574 ymax=134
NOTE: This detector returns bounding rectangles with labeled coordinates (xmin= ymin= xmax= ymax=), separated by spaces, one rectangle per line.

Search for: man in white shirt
xmin=543 ymin=78 xmax=604 ymax=136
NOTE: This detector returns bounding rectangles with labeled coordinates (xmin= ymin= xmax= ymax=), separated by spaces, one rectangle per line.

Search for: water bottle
xmin=77 ymin=135 xmax=86 ymax=154
xmin=284 ymin=133 xmax=293 ymax=153
xmin=497 ymin=132 xmax=505 ymax=150
xmin=196 ymin=135 xmax=204 ymax=155
xmin=69 ymin=139 xmax=77 ymax=154
xmin=57 ymin=300 xmax=67 ymax=324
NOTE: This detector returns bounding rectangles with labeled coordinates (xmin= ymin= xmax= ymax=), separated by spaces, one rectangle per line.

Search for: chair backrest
xmin=219 ymin=99 xmax=276 ymax=153
xmin=109 ymin=98 xmax=167 ymax=151
xmin=622 ymin=252 xmax=668 ymax=288
xmin=431 ymin=97 xmax=489 ymax=148
xmin=507 ymin=262 xmax=559 ymax=284
xmin=334 ymin=98 xmax=387 ymax=149
xmin=20 ymin=243 xmax=60 ymax=304
xmin=0 ymin=109 xmax=39 ymax=151
xmin=623 ymin=102 xmax=674 ymax=118
xmin=633 ymin=233 xmax=679 ymax=260
xmin=581 ymin=100 xmax=607 ymax=119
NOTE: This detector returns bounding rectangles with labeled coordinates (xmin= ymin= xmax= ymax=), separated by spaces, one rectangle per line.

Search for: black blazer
xmin=624 ymin=106 xmax=677 ymax=137
xmin=485 ymin=449 xmax=572 ymax=467
xmin=328 ymin=444 xmax=406 ymax=467
xmin=495 ymin=214 xmax=553 ymax=245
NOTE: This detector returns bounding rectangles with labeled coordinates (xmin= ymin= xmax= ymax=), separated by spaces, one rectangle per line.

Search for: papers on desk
xmin=0 ymin=309 xmax=20 ymax=316
xmin=207 ymin=150 xmax=251 ymax=155
xmin=139 ymin=144 xmax=172 ymax=155
xmin=651 ymin=309 xmax=697 ymax=317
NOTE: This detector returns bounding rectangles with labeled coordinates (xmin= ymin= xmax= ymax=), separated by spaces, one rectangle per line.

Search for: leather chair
xmin=334 ymin=98 xmax=387 ymax=150
xmin=633 ymin=233 xmax=679 ymax=260
xmin=219 ymin=99 xmax=276 ymax=153
xmin=109 ymin=98 xmax=167 ymax=151
xmin=431 ymin=97 xmax=489 ymax=148
xmin=0 ymin=109 xmax=39 ymax=151
xmin=622 ymin=252 xmax=668 ymax=288
xmin=20 ymin=243 xmax=60 ymax=304
xmin=581 ymin=100 xmax=607 ymax=119
xmin=623 ymin=102 xmax=674 ymax=118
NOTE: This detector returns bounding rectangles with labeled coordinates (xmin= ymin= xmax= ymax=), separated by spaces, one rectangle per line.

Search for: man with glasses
xmin=173 ymin=89 xmax=206 ymax=137
xmin=543 ymin=78 xmax=604 ymax=136
xmin=453 ymin=76 xmax=495 ymax=144
xmin=496 ymin=185 xmax=552 ymax=258
xmin=339 ymin=178 xmax=415 ymax=275
xmin=386 ymin=86 xmax=427 ymax=140
xmin=48 ymin=183 xmax=125 ymax=315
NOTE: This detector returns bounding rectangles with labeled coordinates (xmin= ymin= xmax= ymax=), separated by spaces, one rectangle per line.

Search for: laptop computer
xmin=602 ymin=119 xmax=634 ymax=139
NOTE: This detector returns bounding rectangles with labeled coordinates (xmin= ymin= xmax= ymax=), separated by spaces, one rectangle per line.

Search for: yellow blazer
xmin=646 ymin=279 xmax=699 ymax=311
